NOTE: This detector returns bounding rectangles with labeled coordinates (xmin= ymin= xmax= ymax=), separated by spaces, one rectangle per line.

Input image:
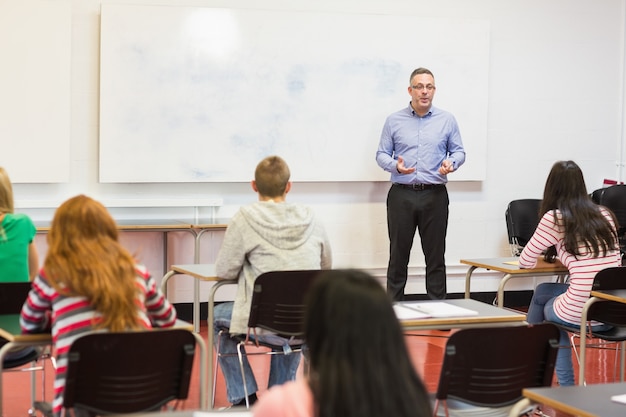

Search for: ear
xmin=251 ymin=180 xmax=258 ymax=192
xmin=284 ymin=181 xmax=292 ymax=194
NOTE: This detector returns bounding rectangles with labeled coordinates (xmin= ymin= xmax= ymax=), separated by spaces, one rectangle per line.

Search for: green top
xmin=0 ymin=213 xmax=37 ymax=282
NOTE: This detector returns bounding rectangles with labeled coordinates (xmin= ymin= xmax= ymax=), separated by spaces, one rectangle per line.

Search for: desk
xmin=579 ymin=289 xmax=626 ymax=386
xmin=460 ymin=257 xmax=568 ymax=308
xmin=36 ymin=219 xmax=197 ymax=274
xmin=160 ymin=264 xmax=238 ymax=408
xmin=0 ymin=315 xmax=208 ymax=413
xmin=399 ymin=299 xmax=527 ymax=331
xmin=519 ymin=382 xmax=626 ymax=417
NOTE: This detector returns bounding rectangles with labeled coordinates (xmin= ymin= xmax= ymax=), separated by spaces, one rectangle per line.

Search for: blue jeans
xmin=527 ymin=282 xmax=611 ymax=386
xmin=213 ymin=302 xmax=301 ymax=404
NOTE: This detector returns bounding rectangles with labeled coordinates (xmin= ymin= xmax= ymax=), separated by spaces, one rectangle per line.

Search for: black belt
xmin=393 ymin=183 xmax=445 ymax=191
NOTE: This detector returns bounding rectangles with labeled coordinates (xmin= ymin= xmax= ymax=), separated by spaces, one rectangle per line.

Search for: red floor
xmin=3 ymin=323 xmax=622 ymax=417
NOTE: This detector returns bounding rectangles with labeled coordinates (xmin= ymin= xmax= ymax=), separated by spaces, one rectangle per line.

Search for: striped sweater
xmin=519 ymin=208 xmax=621 ymax=326
xmin=20 ymin=264 xmax=177 ymax=416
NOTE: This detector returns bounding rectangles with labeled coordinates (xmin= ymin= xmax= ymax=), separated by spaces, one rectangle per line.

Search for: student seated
xmin=20 ymin=195 xmax=177 ymax=416
xmin=214 ymin=155 xmax=332 ymax=407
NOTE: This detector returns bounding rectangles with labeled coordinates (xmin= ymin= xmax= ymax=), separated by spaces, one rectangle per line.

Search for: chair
xmin=548 ymin=266 xmax=626 ymax=385
xmin=591 ymin=184 xmax=626 ymax=263
xmin=60 ymin=329 xmax=196 ymax=415
xmin=0 ymin=282 xmax=54 ymax=415
xmin=505 ymin=199 xmax=542 ymax=256
xmin=213 ymin=269 xmax=322 ymax=408
xmin=432 ymin=323 xmax=560 ymax=417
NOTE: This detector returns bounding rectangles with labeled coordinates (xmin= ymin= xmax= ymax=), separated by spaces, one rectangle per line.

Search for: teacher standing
xmin=376 ymin=67 xmax=465 ymax=301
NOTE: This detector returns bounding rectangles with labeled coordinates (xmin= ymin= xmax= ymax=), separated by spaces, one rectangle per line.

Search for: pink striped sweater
xmin=19 ymin=264 xmax=177 ymax=416
xmin=519 ymin=208 xmax=621 ymax=326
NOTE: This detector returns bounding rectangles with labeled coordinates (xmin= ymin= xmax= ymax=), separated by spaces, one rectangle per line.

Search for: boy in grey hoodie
xmin=214 ymin=155 xmax=332 ymax=407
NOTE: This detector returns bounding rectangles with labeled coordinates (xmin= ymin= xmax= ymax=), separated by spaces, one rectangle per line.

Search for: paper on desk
xmin=611 ymin=393 xmax=626 ymax=405
xmin=393 ymin=304 xmax=431 ymax=320
xmin=503 ymin=260 xmax=519 ymax=265
xmin=394 ymin=302 xmax=478 ymax=319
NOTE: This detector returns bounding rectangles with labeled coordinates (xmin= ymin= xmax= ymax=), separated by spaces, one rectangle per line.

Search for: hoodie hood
xmin=239 ymin=201 xmax=315 ymax=250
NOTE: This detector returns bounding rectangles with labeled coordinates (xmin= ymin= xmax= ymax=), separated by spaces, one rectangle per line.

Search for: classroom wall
xmin=8 ymin=0 xmax=626 ymax=302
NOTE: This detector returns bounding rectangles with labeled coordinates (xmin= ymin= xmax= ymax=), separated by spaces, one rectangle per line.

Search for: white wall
xmin=10 ymin=0 xmax=626 ymax=302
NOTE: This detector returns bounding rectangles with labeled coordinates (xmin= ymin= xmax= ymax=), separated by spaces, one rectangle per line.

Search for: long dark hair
xmin=304 ymin=269 xmax=431 ymax=417
xmin=541 ymin=160 xmax=618 ymax=261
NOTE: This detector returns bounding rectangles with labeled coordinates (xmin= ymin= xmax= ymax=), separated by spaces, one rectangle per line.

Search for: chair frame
xmin=432 ymin=323 xmax=560 ymax=417
xmin=576 ymin=266 xmax=626 ymax=385
xmin=213 ymin=269 xmax=321 ymax=408
xmin=0 ymin=282 xmax=54 ymax=416
xmin=547 ymin=267 xmax=626 ymax=386
xmin=61 ymin=328 xmax=196 ymax=415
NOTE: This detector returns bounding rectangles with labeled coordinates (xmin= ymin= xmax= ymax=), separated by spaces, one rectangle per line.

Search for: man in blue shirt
xmin=376 ymin=67 xmax=465 ymax=301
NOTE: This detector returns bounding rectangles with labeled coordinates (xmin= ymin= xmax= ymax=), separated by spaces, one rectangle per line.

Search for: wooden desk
xmin=160 ymin=264 xmax=238 ymax=408
xmin=520 ymin=382 xmax=626 ymax=417
xmin=0 ymin=315 xmax=208 ymax=413
xmin=579 ymin=289 xmax=626 ymax=386
xmin=398 ymin=299 xmax=527 ymax=331
xmin=460 ymin=257 xmax=568 ymax=308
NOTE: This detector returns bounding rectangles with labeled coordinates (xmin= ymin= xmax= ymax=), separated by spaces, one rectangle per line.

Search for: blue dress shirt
xmin=376 ymin=103 xmax=466 ymax=185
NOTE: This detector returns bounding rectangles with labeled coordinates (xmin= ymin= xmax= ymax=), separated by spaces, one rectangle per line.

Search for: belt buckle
xmin=413 ymin=183 xmax=425 ymax=191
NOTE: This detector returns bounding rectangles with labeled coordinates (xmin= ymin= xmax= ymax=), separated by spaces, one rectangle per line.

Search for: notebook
xmin=394 ymin=302 xmax=478 ymax=320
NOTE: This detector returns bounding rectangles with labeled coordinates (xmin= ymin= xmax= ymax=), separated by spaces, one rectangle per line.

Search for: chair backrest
xmin=0 ymin=282 xmax=32 ymax=314
xmin=434 ymin=323 xmax=559 ymax=407
xmin=591 ymin=184 xmax=626 ymax=240
xmin=62 ymin=329 xmax=195 ymax=414
xmin=588 ymin=266 xmax=626 ymax=326
xmin=247 ymin=269 xmax=322 ymax=337
xmin=505 ymin=199 xmax=542 ymax=256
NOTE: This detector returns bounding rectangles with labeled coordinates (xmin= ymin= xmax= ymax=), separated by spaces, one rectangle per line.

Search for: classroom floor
xmin=4 ymin=321 xmax=622 ymax=417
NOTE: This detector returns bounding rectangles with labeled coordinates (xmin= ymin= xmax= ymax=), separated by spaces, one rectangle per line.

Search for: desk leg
xmin=193 ymin=279 xmax=200 ymax=333
xmin=464 ymin=266 xmax=479 ymax=299
xmin=496 ymin=273 xmax=514 ymax=308
xmin=192 ymin=229 xmax=208 ymax=334
xmin=161 ymin=270 xmax=177 ymax=298
xmin=0 ymin=342 xmax=10 ymax=415
xmin=207 ymin=280 xmax=237 ymax=409
xmin=579 ymin=297 xmax=598 ymax=386
xmin=191 ymin=332 xmax=208 ymax=410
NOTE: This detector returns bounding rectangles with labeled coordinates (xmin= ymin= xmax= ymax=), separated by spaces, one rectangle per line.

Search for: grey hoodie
xmin=215 ymin=201 xmax=332 ymax=334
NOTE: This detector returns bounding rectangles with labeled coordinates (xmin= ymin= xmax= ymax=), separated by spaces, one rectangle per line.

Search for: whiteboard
xmin=100 ymin=4 xmax=489 ymax=182
xmin=0 ymin=0 xmax=71 ymax=183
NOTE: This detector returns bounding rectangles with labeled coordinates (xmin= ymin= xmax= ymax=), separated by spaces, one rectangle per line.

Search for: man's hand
xmin=396 ymin=156 xmax=416 ymax=174
xmin=438 ymin=160 xmax=454 ymax=175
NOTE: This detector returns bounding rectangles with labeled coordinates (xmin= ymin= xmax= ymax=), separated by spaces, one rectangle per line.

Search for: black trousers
xmin=386 ymin=183 xmax=449 ymax=301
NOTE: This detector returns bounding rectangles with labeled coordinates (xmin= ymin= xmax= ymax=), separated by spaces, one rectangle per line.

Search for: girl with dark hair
xmin=520 ymin=160 xmax=621 ymax=386
xmin=253 ymin=269 xmax=431 ymax=417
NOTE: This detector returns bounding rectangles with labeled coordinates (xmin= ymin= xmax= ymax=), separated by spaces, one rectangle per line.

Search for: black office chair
xmin=59 ymin=329 xmax=196 ymax=415
xmin=548 ymin=266 xmax=626 ymax=385
xmin=213 ymin=269 xmax=322 ymax=408
xmin=432 ymin=323 xmax=560 ymax=417
xmin=591 ymin=184 xmax=626 ymax=264
xmin=505 ymin=199 xmax=542 ymax=256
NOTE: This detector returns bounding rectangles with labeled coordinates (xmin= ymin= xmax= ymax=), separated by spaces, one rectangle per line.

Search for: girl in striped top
xmin=20 ymin=195 xmax=177 ymax=416
xmin=520 ymin=160 xmax=621 ymax=386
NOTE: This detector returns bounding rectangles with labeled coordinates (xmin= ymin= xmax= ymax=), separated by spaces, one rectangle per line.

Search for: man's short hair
xmin=409 ymin=67 xmax=434 ymax=83
xmin=255 ymin=156 xmax=291 ymax=198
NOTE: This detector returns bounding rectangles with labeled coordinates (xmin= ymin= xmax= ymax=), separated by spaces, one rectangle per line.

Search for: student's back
xmin=0 ymin=167 xmax=38 ymax=282
xmin=0 ymin=212 xmax=37 ymax=282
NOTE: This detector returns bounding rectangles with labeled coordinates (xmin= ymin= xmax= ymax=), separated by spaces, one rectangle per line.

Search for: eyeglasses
xmin=411 ymin=84 xmax=435 ymax=91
